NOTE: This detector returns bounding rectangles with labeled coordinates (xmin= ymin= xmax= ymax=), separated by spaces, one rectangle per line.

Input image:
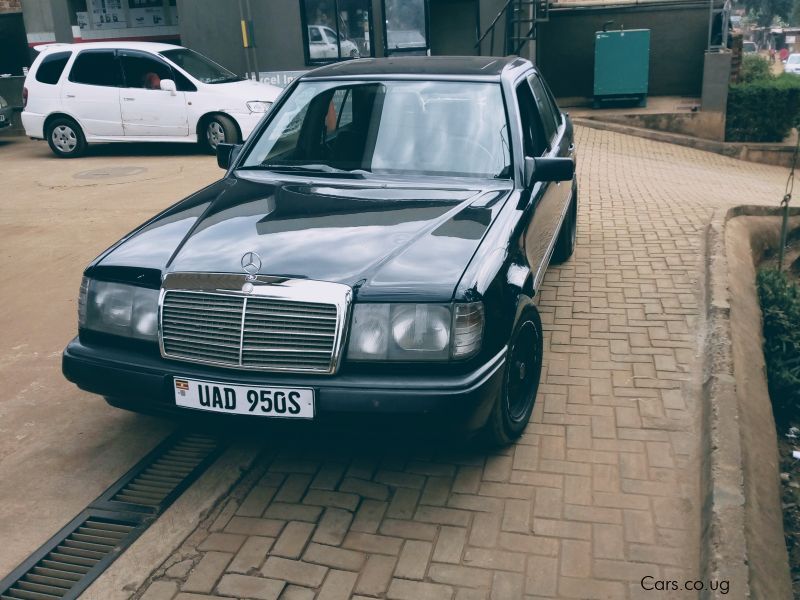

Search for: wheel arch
xmin=43 ymin=112 xmax=83 ymax=134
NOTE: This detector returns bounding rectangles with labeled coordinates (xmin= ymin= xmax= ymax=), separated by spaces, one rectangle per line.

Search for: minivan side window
xmin=35 ymin=51 xmax=72 ymax=85
xmin=69 ymin=50 xmax=123 ymax=87
xmin=119 ymin=51 xmax=174 ymax=90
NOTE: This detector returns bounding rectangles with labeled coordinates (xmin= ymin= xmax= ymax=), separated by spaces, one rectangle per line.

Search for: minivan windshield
xmin=160 ymin=48 xmax=242 ymax=84
xmin=242 ymin=80 xmax=511 ymax=179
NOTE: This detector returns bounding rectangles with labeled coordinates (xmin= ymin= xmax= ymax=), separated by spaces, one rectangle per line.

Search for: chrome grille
xmin=160 ymin=284 xmax=346 ymax=374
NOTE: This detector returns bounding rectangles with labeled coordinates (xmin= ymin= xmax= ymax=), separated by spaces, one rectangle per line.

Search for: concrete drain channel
xmin=0 ymin=431 xmax=225 ymax=600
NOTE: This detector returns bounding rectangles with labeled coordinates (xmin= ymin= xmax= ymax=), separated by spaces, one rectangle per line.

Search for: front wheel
xmin=481 ymin=306 xmax=544 ymax=446
xmin=200 ymin=115 xmax=239 ymax=154
xmin=46 ymin=117 xmax=86 ymax=158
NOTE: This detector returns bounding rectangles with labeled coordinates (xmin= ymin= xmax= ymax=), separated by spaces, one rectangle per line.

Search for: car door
xmin=321 ymin=27 xmax=341 ymax=59
xmin=118 ymin=50 xmax=188 ymax=137
xmin=529 ymin=73 xmax=572 ymax=208
xmin=61 ymin=49 xmax=124 ymax=137
xmin=308 ymin=27 xmax=327 ymax=60
xmin=516 ymin=76 xmax=563 ymax=288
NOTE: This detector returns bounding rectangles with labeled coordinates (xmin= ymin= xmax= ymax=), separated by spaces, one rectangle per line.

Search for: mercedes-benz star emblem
xmin=241 ymin=251 xmax=262 ymax=281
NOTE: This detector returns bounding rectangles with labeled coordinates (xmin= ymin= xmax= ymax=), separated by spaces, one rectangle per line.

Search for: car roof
xmin=302 ymin=56 xmax=530 ymax=81
xmin=35 ymin=41 xmax=181 ymax=54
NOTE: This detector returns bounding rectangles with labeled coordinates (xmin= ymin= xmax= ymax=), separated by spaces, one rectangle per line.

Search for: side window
xmin=309 ymin=27 xmax=323 ymax=43
xmin=541 ymin=78 xmax=563 ymax=127
xmin=119 ymin=52 xmax=173 ymax=90
xmin=171 ymin=69 xmax=197 ymax=92
xmin=35 ymin=51 xmax=71 ymax=85
xmin=528 ymin=75 xmax=558 ymax=143
xmin=515 ymin=81 xmax=548 ymax=157
xmin=69 ymin=50 xmax=122 ymax=87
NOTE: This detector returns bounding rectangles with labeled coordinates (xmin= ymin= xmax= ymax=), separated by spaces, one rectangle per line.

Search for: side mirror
xmin=217 ymin=143 xmax=242 ymax=170
xmin=160 ymin=79 xmax=177 ymax=95
xmin=524 ymin=156 xmax=574 ymax=187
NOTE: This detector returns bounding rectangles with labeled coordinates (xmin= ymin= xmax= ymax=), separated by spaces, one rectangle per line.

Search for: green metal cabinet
xmin=593 ymin=28 xmax=650 ymax=107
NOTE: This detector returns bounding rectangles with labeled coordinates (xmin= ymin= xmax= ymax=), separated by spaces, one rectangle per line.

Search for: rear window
xmin=35 ymin=51 xmax=71 ymax=85
xmin=69 ymin=50 xmax=123 ymax=87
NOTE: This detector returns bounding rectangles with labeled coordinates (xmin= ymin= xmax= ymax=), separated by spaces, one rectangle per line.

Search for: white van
xmin=22 ymin=42 xmax=281 ymax=158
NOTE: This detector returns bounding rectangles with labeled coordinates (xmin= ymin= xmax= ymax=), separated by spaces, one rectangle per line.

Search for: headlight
xmin=79 ymin=277 xmax=159 ymax=341
xmin=0 ymin=96 xmax=7 ymax=108
xmin=348 ymin=302 xmax=483 ymax=361
xmin=246 ymin=100 xmax=272 ymax=113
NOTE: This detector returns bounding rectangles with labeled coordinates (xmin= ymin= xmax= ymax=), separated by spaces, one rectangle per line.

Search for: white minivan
xmin=22 ymin=42 xmax=281 ymax=158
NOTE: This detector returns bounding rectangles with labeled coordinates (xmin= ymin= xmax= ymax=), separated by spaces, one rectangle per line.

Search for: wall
xmin=0 ymin=0 xmax=21 ymax=14
xmin=537 ymin=1 xmax=711 ymax=99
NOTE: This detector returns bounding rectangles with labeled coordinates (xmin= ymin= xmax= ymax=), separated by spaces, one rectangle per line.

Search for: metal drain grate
xmin=0 ymin=431 xmax=225 ymax=600
xmin=0 ymin=516 xmax=137 ymax=600
xmin=109 ymin=433 xmax=219 ymax=508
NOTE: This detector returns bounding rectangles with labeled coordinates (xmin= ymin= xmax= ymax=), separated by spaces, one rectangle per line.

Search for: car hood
xmin=95 ymin=172 xmax=513 ymax=301
xmin=206 ymin=78 xmax=281 ymax=101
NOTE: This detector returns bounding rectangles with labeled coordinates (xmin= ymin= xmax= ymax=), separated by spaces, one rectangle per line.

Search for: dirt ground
xmin=0 ymin=137 xmax=220 ymax=577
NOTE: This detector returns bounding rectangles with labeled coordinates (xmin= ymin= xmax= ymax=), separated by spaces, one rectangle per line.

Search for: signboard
xmin=787 ymin=35 xmax=797 ymax=43
xmin=89 ymin=0 xmax=126 ymax=28
xmin=129 ymin=6 xmax=166 ymax=27
xmin=258 ymin=70 xmax=308 ymax=87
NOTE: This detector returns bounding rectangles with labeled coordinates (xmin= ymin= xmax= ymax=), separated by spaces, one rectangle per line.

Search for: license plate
xmin=174 ymin=377 xmax=314 ymax=419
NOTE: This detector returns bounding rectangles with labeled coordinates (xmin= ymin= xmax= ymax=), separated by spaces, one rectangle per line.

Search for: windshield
xmin=789 ymin=55 xmax=800 ymax=64
xmin=242 ymin=80 xmax=511 ymax=179
xmin=160 ymin=48 xmax=242 ymax=84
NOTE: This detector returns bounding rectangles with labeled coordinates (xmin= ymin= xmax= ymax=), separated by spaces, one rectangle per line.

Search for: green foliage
xmin=757 ymin=268 xmax=800 ymax=422
xmin=726 ymin=74 xmax=800 ymax=142
xmin=741 ymin=54 xmax=774 ymax=83
xmin=743 ymin=0 xmax=792 ymax=26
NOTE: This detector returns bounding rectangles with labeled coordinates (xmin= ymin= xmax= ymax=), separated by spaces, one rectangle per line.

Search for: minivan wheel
xmin=551 ymin=185 xmax=578 ymax=264
xmin=481 ymin=306 xmax=543 ymax=446
xmin=201 ymin=115 xmax=239 ymax=153
xmin=46 ymin=117 xmax=86 ymax=158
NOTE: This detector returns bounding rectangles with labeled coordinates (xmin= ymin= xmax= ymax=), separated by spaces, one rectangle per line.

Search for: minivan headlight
xmin=79 ymin=277 xmax=159 ymax=341
xmin=246 ymin=100 xmax=272 ymax=113
xmin=347 ymin=302 xmax=483 ymax=361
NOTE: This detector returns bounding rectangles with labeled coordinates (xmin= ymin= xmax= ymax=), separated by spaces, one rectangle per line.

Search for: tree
xmin=742 ymin=0 xmax=792 ymax=26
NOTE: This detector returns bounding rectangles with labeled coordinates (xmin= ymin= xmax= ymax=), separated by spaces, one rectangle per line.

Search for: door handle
xmin=123 ymin=97 xmax=135 ymax=101
xmin=65 ymin=94 xmax=75 ymax=98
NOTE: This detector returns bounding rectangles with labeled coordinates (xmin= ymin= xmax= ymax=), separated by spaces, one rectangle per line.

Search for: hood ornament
xmin=241 ymin=251 xmax=262 ymax=283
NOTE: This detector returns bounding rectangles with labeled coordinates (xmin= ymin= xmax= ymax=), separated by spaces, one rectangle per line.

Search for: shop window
xmin=383 ymin=0 xmax=428 ymax=55
xmin=301 ymin=0 xmax=373 ymax=65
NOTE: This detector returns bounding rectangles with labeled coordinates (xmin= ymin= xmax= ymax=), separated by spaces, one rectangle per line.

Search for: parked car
xmin=308 ymin=25 xmax=360 ymax=60
xmin=785 ymin=53 xmax=800 ymax=74
xmin=62 ymin=56 xmax=577 ymax=445
xmin=21 ymin=42 xmax=281 ymax=158
xmin=743 ymin=41 xmax=758 ymax=53
xmin=0 ymin=95 xmax=12 ymax=130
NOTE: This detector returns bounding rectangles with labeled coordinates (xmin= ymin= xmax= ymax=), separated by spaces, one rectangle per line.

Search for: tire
xmin=46 ymin=117 xmax=86 ymax=158
xmin=481 ymin=306 xmax=544 ymax=446
xmin=551 ymin=185 xmax=578 ymax=264
xmin=200 ymin=114 xmax=239 ymax=153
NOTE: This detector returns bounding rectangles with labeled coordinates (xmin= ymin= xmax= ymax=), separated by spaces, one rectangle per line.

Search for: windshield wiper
xmin=240 ymin=163 xmax=369 ymax=177
xmin=208 ymin=76 xmax=245 ymax=84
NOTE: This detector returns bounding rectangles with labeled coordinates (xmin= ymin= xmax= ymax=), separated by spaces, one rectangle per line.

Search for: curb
xmin=700 ymin=208 xmax=748 ymax=600
xmin=700 ymin=205 xmax=800 ymax=599
xmin=574 ymin=118 xmax=797 ymax=167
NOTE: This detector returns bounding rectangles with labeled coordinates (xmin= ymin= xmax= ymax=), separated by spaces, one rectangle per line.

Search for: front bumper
xmin=62 ymin=337 xmax=505 ymax=431
xmin=226 ymin=110 xmax=266 ymax=140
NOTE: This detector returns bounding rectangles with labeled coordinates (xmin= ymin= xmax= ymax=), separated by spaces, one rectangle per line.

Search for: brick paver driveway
xmin=136 ymin=128 xmax=787 ymax=600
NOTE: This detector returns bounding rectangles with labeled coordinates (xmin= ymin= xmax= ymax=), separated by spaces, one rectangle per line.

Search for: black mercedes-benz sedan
xmin=63 ymin=56 xmax=578 ymax=445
